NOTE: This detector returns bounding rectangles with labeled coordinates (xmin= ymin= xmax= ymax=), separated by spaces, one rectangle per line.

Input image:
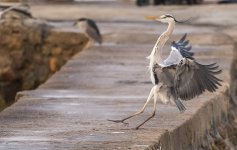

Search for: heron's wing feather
xmin=163 ymin=46 xmax=183 ymax=66
xmin=171 ymin=33 xmax=194 ymax=59
xmin=86 ymin=20 xmax=102 ymax=44
xmin=162 ymin=33 xmax=193 ymax=67
xmin=174 ymin=59 xmax=222 ymax=100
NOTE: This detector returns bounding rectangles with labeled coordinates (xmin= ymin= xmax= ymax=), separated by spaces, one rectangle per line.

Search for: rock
xmin=230 ymin=43 xmax=237 ymax=105
xmin=0 ymin=14 xmax=88 ymax=111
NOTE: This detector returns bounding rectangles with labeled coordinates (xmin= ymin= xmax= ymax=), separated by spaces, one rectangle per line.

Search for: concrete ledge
xmin=0 ymin=43 xmax=231 ymax=149
xmin=0 ymin=3 xmax=234 ymax=149
xmin=158 ymin=87 xmax=229 ymax=150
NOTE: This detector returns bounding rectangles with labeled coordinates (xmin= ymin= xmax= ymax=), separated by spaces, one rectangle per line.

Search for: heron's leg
xmin=108 ymin=86 xmax=155 ymax=124
xmin=135 ymin=86 xmax=158 ymax=130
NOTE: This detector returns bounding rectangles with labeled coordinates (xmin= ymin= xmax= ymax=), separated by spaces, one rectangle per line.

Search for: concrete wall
xmin=147 ymin=89 xmax=229 ymax=150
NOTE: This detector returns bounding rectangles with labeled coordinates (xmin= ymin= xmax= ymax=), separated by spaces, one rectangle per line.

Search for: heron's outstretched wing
xmin=171 ymin=33 xmax=194 ymax=59
xmin=174 ymin=58 xmax=222 ymax=100
xmin=86 ymin=19 xmax=102 ymax=44
xmin=163 ymin=34 xmax=193 ymax=66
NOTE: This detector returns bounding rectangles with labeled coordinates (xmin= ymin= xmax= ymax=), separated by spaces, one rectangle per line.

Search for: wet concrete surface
xmin=0 ymin=2 xmax=235 ymax=150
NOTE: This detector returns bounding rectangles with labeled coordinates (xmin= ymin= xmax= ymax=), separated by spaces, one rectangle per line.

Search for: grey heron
xmin=108 ymin=14 xmax=222 ymax=129
xmin=74 ymin=18 xmax=102 ymax=46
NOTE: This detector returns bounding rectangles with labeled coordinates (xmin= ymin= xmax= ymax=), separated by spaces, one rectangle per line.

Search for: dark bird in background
xmin=74 ymin=18 xmax=102 ymax=46
xmin=0 ymin=3 xmax=32 ymax=19
xmin=108 ymin=14 xmax=222 ymax=129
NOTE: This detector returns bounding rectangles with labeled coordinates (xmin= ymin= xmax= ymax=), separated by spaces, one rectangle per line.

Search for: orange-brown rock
xmin=0 ymin=16 xmax=88 ymax=111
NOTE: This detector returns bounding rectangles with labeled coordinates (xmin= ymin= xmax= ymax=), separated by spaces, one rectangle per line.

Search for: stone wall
xmin=0 ymin=16 xmax=88 ymax=111
xmin=230 ymin=43 xmax=237 ymax=105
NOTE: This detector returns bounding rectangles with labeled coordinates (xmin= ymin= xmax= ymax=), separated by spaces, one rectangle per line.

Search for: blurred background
xmin=0 ymin=0 xmax=235 ymax=108
xmin=0 ymin=0 xmax=236 ymax=149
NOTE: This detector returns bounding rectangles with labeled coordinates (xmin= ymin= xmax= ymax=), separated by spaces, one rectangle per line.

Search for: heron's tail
xmin=174 ymin=98 xmax=186 ymax=112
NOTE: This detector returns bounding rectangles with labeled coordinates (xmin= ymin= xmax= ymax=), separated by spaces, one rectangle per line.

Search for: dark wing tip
xmin=173 ymin=33 xmax=194 ymax=59
xmin=198 ymin=62 xmax=223 ymax=92
xmin=174 ymin=99 xmax=186 ymax=112
xmin=179 ymin=33 xmax=187 ymax=43
xmin=175 ymin=59 xmax=222 ymax=101
xmin=85 ymin=19 xmax=103 ymax=44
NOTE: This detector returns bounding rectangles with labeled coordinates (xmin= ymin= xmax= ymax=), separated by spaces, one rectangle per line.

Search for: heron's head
xmin=74 ymin=18 xmax=88 ymax=26
xmin=146 ymin=14 xmax=184 ymax=24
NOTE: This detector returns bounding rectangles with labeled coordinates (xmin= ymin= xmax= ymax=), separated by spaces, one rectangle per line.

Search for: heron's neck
xmin=163 ymin=21 xmax=175 ymax=38
xmin=148 ymin=21 xmax=175 ymax=67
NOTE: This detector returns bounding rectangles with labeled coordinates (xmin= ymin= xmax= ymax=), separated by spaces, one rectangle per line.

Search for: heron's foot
xmin=132 ymin=124 xmax=144 ymax=130
xmin=132 ymin=126 xmax=141 ymax=130
xmin=107 ymin=119 xmax=129 ymax=125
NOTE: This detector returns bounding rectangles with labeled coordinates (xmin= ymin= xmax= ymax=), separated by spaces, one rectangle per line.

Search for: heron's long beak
xmin=145 ymin=16 xmax=161 ymax=21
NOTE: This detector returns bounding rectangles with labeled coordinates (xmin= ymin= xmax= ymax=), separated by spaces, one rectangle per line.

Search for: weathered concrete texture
xmin=159 ymin=90 xmax=229 ymax=150
xmin=0 ymin=14 xmax=88 ymax=110
xmin=202 ymin=44 xmax=237 ymax=150
xmin=0 ymin=20 xmax=233 ymax=149
xmin=230 ymin=43 xmax=237 ymax=105
xmin=0 ymin=3 xmax=235 ymax=150
xmin=224 ymin=42 xmax=237 ymax=147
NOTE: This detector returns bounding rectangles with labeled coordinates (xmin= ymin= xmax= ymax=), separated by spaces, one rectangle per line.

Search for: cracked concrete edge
xmin=15 ymin=90 xmax=30 ymax=102
xmin=12 ymin=85 xmax=230 ymax=150
xmin=147 ymin=86 xmax=229 ymax=150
